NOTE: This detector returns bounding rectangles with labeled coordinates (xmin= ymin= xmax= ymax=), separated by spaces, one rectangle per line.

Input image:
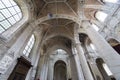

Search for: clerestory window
xmin=0 ymin=0 xmax=22 ymax=34
xmin=95 ymin=11 xmax=108 ymax=22
xmin=90 ymin=43 xmax=96 ymax=51
xmin=23 ymin=35 xmax=35 ymax=57
xmin=102 ymin=63 xmax=113 ymax=76
xmin=103 ymin=0 xmax=119 ymax=3
xmin=92 ymin=24 xmax=99 ymax=31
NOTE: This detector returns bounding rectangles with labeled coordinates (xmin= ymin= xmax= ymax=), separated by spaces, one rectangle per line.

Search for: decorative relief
xmin=0 ymin=51 xmax=14 ymax=74
xmin=8 ymin=51 xmax=15 ymax=58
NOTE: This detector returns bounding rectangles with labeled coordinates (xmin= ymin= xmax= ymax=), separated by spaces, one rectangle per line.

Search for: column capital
xmin=74 ymin=33 xmax=80 ymax=44
xmin=75 ymin=42 xmax=81 ymax=45
xmin=73 ymin=41 xmax=81 ymax=48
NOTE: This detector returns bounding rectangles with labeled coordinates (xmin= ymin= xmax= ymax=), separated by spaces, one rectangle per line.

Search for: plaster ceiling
xmin=34 ymin=0 xmax=78 ymax=18
xmin=31 ymin=0 xmax=106 ymax=52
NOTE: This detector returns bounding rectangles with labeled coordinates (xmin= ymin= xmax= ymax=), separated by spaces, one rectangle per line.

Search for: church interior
xmin=0 ymin=0 xmax=120 ymax=80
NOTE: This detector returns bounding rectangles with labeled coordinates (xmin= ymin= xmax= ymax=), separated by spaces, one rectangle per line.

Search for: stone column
xmin=82 ymin=21 xmax=120 ymax=79
xmin=44 ymin=60 xmax=48 ymax=80
xmin=25 ymin=50 xmax=40 ymax=80
xmin=35 ymin=54 xmax=48 ymax=80
xmin=31 ymin=53 xmax=40 ymax=80
xmin=67 ymin=60 xmax=72 ymax=79
xmin=35 ymin=55 xmax=45 ymax=80
xmin=40 ymin=56 xmax=48 ymax=80
xmin=74 ymin=24 xmax=94 ymax=80
xmin=0 ymin=25 xmax=34 ymax=80
xmin=25 ymin=34 xmax=41 ymax=80
xmin=48 ymin=58 xmax=54 ymax=80
xmin=75 ymin=42 xmax=94 ymax=80
xmin=72 ymin=47 xmax=85 ymax=80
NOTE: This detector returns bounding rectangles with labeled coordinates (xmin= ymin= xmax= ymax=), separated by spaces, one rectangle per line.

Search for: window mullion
xmin=0 ymin=0 xmax=22 ymax=33
xmin=1 ymin=1 xmax=17 ymax=22
xmin=0 ymin=24 xmax=6 ymax=30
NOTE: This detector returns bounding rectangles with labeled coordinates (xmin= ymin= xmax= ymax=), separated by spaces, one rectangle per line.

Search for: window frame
xmin=95 ymin=11 xmax=108 ymax=22
xmin=102 ymin=0 xmax=119 ymax=3
xmin=0 ymin=0 xmax=22 ymax=34
xmin=23 ymin=34 xmax=35 ymax=57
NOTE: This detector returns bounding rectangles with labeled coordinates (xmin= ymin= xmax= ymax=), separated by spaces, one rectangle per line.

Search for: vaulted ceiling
xmin=33 ymin=0 xmax=102 ymax=20
xmin=30 ymin=0 xmax=117 ymax=53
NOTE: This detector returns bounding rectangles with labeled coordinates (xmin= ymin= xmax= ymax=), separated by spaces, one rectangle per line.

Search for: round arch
xmin=46 ymin=44 xmax=72 ymax=56
xmin=108 ymin=38 xmax=119 ymax=46
xmin=41 ymin=35 xmax=73 ymax=55
xmin=107 ymin=38 xmax=120 ymax=55
xmin=54 ymin=60 xmax=67 ymax=80
xmin=30 ymin=14 xmax=81 ymax=31
xmin=1 ymin=0 xmax=30 ymax=40
xmin=96 ymin=58 xmax=116 ymax=80
xmin=34 ymin=14 xmax=80 ymax=26
xmin=42 ymin=35 xmax=74 ymax=47
xmin=46 ymin=45 xmax=79 ymax=80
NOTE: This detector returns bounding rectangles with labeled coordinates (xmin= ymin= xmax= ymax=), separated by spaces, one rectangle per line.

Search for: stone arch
xmin=83 ymin=35 xmax=104 ymax=80
xmin=79 ymin=33 xmax=88 ymax=43
xmin=96 ymin=58 xmax=116 ymax=80
xmin=46 ymin=46 xmax=79 ymax=80
xmin=108 ymin=38 xmax=120 ymax=46
xmin=15 ymin=0 xmax=29 ymax=19
xmin=33 ymin=14 xmax=80 ymax=28
xmin=46 ymin=45 xmax=72 ymax=56
xmin=44 ymin=34 xmax=74 ymax=43
xmin=41 ymin=35 xmax=73 ymax=55
xmin=1 ymin=0 xmax=30 ymax=40
xmin=54 ymin=60 xmax=67 ymax=80
xmin=40 ymin=32 xmax=74 ymax=48
xmin=47 ymin=48 xmax=76 ymax=80
xmin=79 ymin=33 xmax=97 ymax=56
xmin=107 ymin=38 xmax=120 ymax=55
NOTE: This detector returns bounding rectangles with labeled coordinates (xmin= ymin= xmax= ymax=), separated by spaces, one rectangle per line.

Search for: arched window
xmin=90 ymin=43 xmax=96 ymax=51
xmin=92 ymin=24 xmax=99 ymax=31
xmin=95 ymin=11 xmax=108 ymax=22
xmin=89 ymin=43 xmax=99 ymax=57
xmin=96 ymin=58 xmax=116 ymax=80
xmin=23 ymin=35 xmax=35 ymax=57
xmin=0 ymin=0 xmax=22 ymax=34
xmin=56 ymin=49 xmax=67 ymax=54
xmin=108 ymin=39 xmax=120 ymax=55
xmin=54 ymin=60 xmax=67 ymax=80
xmin=102 ymin=0 xmax=119 ymax=3
xmin=102 ymin=63 xmax=113 ymax=76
